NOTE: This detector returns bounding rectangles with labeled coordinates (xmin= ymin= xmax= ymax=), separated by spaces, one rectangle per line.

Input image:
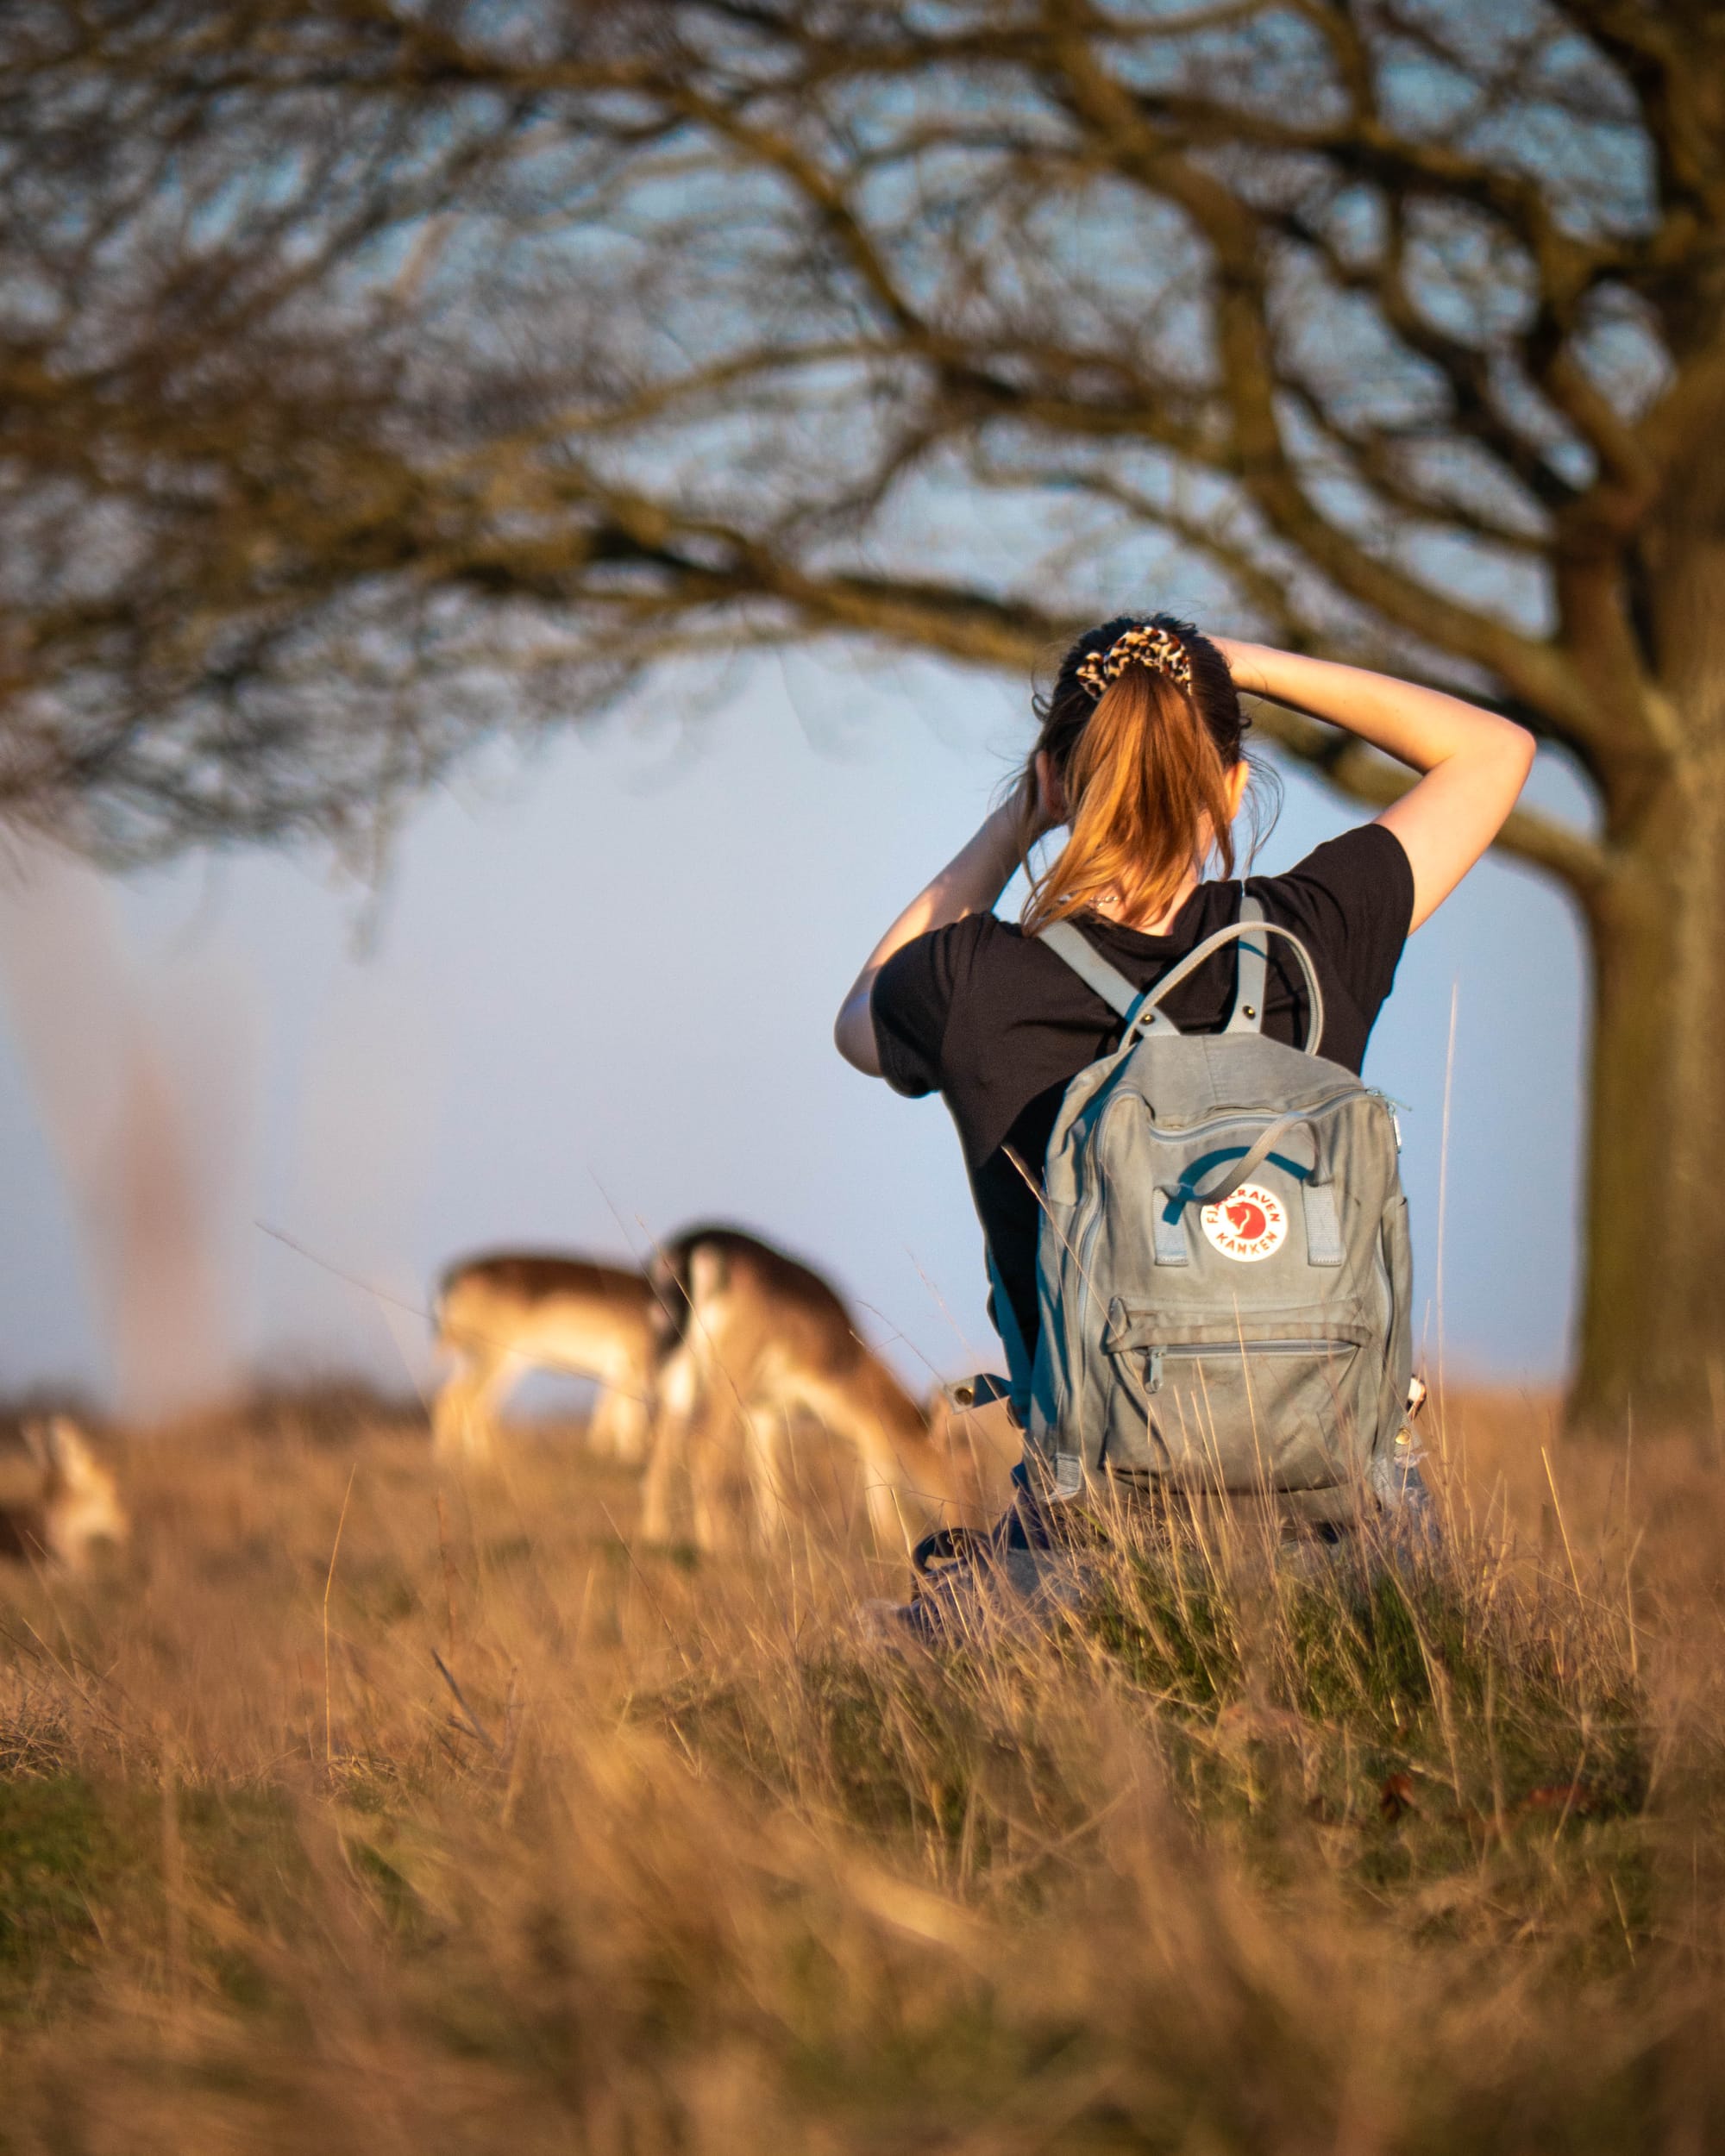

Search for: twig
xmin=1623 ymin=1522 xmax=1646 ymax=1683
xmin=160 ymin=1750 xmax=187 ymax=2010
xmin=323 ymin=1464 xmax=357 ymax=1766
xmin=501 ymin=1664 xmax=520 ymax=1768
xmin=597 ymin=1495 xmax=684 ymax=1643
xmin=436 ymin=1489 xmax=459 ymax=1660
xmin=1540 ymin=1445 xmax=1584 ymax=1603
xmin=1610 ymin=1875 xmax=1637 ymax=1965
xmin=1435 ymin=977 xmax=1458 ymax=1470
xmin=431 ymin=1648 xmax=500 ymax=1760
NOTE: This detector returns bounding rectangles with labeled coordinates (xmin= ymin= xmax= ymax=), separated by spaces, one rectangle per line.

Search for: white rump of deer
xmin=641 ymin=1225 xmax=994 ymax=1555
xmin=431 ymin=1253 xmax=657 ymax=1462
xmin=0 ymin=1417 xmax=129 ymax=1570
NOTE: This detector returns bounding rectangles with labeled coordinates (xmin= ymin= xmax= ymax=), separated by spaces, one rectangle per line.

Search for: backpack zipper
xmin=1366 ymin=1088 xmax=1408 ymax=1152
xmin=1147 ymin=1087 xmax=1362 ymax=1144
xmin=1141 ymin=1338 xmax=1361 ymax=1394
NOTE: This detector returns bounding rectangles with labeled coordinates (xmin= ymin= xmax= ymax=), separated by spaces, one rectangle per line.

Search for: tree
xmin=2 ymin=0 xmax=1722 ymax=1426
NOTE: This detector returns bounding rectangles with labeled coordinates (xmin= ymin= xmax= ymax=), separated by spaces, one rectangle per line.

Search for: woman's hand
xmin=1209 ymin=636 xmax=1269 ymax=698
xmin=1021 ymin=749 xmax=1069 ymax=844
xmin=1209 ymin=636 xmax=1534 ymax=931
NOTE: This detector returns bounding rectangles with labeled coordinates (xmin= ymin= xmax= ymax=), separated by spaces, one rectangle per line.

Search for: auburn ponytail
xmin=1020 ymin=614 xmax=1254 ymax=935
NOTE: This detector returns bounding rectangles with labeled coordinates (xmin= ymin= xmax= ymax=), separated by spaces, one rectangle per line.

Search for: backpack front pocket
xmin=1100 ymin=1300 xmax=1373 ymax=1489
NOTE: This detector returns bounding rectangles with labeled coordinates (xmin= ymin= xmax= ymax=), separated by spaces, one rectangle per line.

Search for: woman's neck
xmin=1088 ymin=862 xmax=1203 ymax=936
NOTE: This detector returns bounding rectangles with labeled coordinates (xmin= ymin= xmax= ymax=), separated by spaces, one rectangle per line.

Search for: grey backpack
xmin=1013 ymin=899 xmax=1414 ymax=1519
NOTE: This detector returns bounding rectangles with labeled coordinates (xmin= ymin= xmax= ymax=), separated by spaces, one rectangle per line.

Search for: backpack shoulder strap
xmin=1040 ymin=904 xmax=1325 ymax=1052
xmin=1037 ymin=919 xmax=1179 ymax=1035
xmin=1224 ymin=891 xmax=1267 ymax=1034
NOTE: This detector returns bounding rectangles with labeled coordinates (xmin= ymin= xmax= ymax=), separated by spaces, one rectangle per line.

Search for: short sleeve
xmin=1264 ymin=824 xmax=1414 ymax=1024
xmin=870 ymin=918 xmax=982 ymax=1098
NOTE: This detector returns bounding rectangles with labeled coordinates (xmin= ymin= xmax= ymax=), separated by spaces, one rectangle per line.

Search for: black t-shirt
xmin=871 ymin=824 xmax=1414 ymax=1363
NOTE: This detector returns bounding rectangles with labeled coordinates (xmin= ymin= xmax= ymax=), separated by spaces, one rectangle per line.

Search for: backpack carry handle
xmin=1125 ymin=918 xmax=1326 ymax=1056
xmin=1038 ymin=912 xmax=1326 ymax=1056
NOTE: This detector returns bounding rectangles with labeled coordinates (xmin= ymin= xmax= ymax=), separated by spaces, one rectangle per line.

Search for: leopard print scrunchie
xmin=1073 ymin=621 xmax=1193 ymax=699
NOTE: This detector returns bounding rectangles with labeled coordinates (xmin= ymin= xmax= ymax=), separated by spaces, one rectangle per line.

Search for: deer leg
xmin=433 ymin=1351 xmax=497 ymax=1459
xmin=608 ymin=1385 xmax=652 ymax=1469
xmin=688 ymin=1389 xmax=749 ymax=1555
xmin=807 ymin=1395 xmax=928 ymax=1557
xmin=430 ymin=1356 xmax=470 ymax=1457
xmin=470 ymin=1357 xmax=522 ymax=1459
xmin=591 ymin=1382 xmax=651 ymax=1467
xmin=854 ymin=1422 xmax=947 ymax=1557
xmin=742 ymin=1401 xmax=795 ymax=1546
xmin=638 ymin=1344 xmax=699 ymax=1545
xmin=586 ymin=1383 xmax=624 ymax=1457
xmin=443 ymin=1350 xmax=524 ymax=1462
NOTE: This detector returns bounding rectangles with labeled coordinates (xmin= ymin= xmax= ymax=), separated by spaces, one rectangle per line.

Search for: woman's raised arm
xmin=1214 ymin=641 xmax=1536 ymax=931
xmin=834 ymin=793 xmax=1037 ymax=1076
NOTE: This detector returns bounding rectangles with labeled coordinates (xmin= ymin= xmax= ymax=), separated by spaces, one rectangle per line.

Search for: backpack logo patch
xmin=1201 ymin=1183 xmax=1288 ymax=1263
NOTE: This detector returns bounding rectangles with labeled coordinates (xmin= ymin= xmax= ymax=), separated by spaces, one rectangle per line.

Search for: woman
xmin=835 ymin=617 xmax=1533 ymax=1580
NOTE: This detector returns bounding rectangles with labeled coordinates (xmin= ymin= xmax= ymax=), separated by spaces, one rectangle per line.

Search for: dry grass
xmin=0 ymin=1388 xmax=1720 ymax=2152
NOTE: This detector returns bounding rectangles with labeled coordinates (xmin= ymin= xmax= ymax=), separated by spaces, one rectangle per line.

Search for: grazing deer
xmin=0 ymin=1418 xmax=129 ymax=1570
xmin=431 ymin=1252 xmax=658 ymax=1462
xmin=639 ymin=1225 xmax=987 ymax=1554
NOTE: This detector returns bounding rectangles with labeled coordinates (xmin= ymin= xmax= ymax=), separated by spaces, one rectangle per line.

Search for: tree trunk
xmin=1569 ymin=461 xmax=1725 ymax=1432
xmin=1570 ymin=768 xmax=1725 ymax=1435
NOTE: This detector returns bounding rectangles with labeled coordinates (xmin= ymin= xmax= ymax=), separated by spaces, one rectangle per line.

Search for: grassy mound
xmin=0 ymin=1395 xmax=1717 ymax=2152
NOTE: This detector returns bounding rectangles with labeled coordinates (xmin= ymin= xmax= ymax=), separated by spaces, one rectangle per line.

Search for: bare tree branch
xmin=0 ymin=0 xmax=1718 ymax=861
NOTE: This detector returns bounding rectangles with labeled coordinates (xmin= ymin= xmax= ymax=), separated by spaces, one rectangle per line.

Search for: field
xmin=0 ymin=1385 xmax=1722 ymax=2152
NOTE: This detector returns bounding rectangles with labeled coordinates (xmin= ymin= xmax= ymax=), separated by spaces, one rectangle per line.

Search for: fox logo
xmin=1200 ymin=1182 xmax=1287 ymax=1263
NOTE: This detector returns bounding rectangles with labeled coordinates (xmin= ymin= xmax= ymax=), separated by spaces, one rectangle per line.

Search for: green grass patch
xmin=0 ymin=1774 xmax=134 ymax=2006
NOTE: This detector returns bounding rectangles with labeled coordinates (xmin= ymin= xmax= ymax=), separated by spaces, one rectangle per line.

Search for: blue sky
xmin=0 ymin=649 xmax=1589 ymax=1416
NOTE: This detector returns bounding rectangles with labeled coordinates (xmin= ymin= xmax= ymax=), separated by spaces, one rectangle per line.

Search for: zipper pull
xmin=1367 ymin=1088 xmax=1407 ymax=1152
xmin=1144 ymin=1347 xmax=1164 ymax=1395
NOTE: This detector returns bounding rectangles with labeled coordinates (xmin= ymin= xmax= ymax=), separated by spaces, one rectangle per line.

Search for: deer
xmin=431 ymin=1251 xmax=659 ymax=1462
xmin=638 ymin=1224 xmax=1004 ymax=1555
xmin=0 ymin=1417 xmax=129 ymax=1570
